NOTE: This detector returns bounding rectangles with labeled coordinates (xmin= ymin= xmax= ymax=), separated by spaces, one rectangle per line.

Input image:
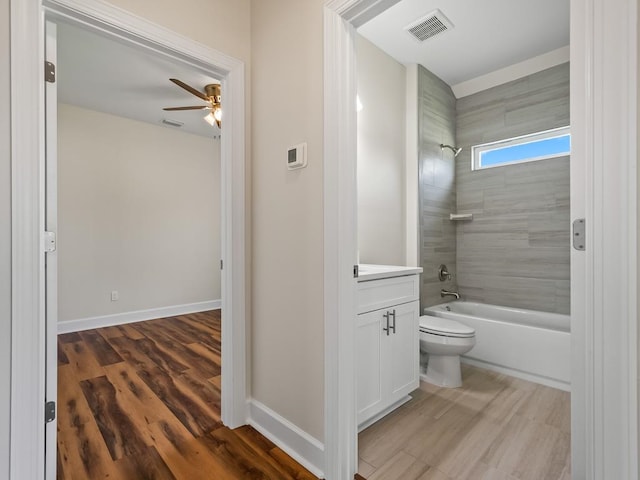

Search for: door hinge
xmin=45 ymin=401 xmax=56 ymax=423
xmin=572 ymin=218 xmax=586 ymax=251
xmin=44 ymin=231 xmax=56 ymax=253
xmin=45 ymin=61 xmax=56 ymax=83
xmin=353 ymin=264 xmax=359 ymax=278
xmin=220 ymin=259 xmax=223 ymax=270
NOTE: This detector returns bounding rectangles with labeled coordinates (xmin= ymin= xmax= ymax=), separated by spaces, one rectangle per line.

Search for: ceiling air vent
xmin=161 ymin=118 xmax=184 ymax=128
xmin=404 ymin=9 xmax=453 ymax=42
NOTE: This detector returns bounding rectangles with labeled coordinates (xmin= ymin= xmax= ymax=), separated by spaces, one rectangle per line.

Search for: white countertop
xmin=357 ymin=264 xmax=423 ymax=282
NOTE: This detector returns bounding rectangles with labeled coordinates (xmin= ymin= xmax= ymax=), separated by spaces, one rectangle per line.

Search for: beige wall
xmin=0 ymin=0 xmax=10 ymax=475
xmin=356 ymin=35 xmax=407 ymax=266
xmin=58 ymin=104 xmax=221 ymax=321
xmin=250 ymin=0 xmax=325 ymax=441
xmin=405 ymin=64 xmax=419 ymax=266
xmin=107 ymin=0 xmax=251 ymax=63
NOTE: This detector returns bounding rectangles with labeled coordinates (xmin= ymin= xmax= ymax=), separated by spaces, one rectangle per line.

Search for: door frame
xmin=323 ymin=0 xmax=638 ymax=479
xmin=43 ymin=20 xmax=58 ymax=480
xmin=9 ymin=0 xmax=247 ymax=478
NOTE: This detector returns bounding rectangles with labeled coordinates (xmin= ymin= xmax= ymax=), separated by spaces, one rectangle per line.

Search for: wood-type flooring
xmin=59 ymin=312 xmax=569 ymax=479
xmin=57 ymin=310 xmax=319 ymax=480
xmin=358 ymin=365 xmax=571 ymax=480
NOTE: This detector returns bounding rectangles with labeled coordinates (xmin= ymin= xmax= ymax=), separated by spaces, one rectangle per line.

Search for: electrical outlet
xmin=111 ymin=290 xmax=119 ymax=302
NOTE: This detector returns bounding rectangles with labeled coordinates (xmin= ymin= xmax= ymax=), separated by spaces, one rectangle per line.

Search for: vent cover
xmin=405 ymin=9 xmax=453 ymax=42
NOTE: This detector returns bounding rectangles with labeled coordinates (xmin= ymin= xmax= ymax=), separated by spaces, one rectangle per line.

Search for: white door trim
xmin=323 ymin=2 xmax=399 ymax=478
xmin=324 ymin=0 xmax=638 ymax=479
xmin=323 ymin=4 xmax=359 ymax=479
xmin=10 ymin=1 xmax=247 ymax=478
xmin=570 ymin=0 xmax=638 ymax=477
xmin=44 ymin=20 xmax=58 ymax=480
xmin=10 ymin=1 xmax=47 ymax=478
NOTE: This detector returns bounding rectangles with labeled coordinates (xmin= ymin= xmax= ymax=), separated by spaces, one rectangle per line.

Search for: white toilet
xmin=419 ymin=315 xmax=476 ymax=388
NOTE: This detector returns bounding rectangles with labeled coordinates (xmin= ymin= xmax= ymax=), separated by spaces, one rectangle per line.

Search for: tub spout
xmin=441 ymin=289 xmax=460 ymax=299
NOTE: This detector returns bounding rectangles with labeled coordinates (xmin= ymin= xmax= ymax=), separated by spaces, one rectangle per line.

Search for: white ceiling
xmin=57 ymin=1 xmax=569 ymax=133
xmin=357 ymin=0 xmax=570 ymax=88
xmin=57 ymin=22 xmax=220 ymax=139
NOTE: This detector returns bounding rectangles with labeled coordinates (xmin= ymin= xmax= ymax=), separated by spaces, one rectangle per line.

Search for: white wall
xmin=0 ymin=0 xmax=11 ymax=476
xmin=105 ymin=2 xmax=253 ymax=379
xmin=58 ymin=104 xmax=220 ymax=321
xmin=251 ymin=0 xmax=325 ymax=442
xmin=356 ymin=35 xmax=407 ymax=265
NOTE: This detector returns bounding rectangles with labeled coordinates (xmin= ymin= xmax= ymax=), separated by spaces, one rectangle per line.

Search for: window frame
xmin=471 ymin=126 xmax=571 ymax=171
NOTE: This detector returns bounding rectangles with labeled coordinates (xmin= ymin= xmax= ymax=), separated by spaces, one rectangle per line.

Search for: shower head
xmin=440 ymin=144 xmax=462 ymax=157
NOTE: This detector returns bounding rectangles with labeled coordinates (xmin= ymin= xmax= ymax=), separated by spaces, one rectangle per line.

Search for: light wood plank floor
xmin=358 ymin=365 xmax=571 ymax=480
xmin=57 ymin=310 xmax=318 ymax=480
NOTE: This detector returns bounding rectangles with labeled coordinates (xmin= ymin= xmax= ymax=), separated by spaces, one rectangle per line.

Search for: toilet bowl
xmin=419 ymin=315 xmax=476 ymax=388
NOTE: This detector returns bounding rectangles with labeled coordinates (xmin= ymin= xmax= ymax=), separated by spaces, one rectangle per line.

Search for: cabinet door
xmin=388 ymin=301 xmax=419 ymax=400
xmin=356 ymin=309 xmax=386 ymax=425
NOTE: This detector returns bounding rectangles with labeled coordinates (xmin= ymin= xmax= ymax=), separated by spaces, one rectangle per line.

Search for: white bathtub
xmin=423 ymin=301 xmax=571 ymax=391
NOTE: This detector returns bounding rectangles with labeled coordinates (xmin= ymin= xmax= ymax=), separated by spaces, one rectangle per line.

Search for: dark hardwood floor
xmin=57 ymin=310 xmax=319 ymax=480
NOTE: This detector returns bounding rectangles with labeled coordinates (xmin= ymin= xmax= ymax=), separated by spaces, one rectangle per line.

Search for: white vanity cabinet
xmin=356 ymin=271 xmax=420 ymax=428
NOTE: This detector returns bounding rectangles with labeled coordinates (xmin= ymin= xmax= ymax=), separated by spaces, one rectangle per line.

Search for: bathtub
xmin=423 ymin=301 xmax=571 ymax=391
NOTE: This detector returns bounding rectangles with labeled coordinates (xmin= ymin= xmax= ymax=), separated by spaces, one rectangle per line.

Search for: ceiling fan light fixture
xmin=204 ymin=111 xmax=216 ymax=126
xmin=167 ymin=78 xmax=222 ymax=128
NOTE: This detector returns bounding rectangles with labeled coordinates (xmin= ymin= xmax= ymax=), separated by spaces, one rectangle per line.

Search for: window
xmin=472 ymin=126 xmax=570 ymax=170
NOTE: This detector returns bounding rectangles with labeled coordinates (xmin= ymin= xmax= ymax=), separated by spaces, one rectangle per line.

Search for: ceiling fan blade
xmin=170 ymin=78 xmax=209 ymax=102
xmin=163 ymin=106 xmax=209 ymax=111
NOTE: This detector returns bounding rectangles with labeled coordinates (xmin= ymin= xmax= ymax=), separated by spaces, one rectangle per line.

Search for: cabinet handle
xmin=389 ymin=309 xmax=396 ymax=334
xmin=382 ymin=312 xmax=390 ymax=336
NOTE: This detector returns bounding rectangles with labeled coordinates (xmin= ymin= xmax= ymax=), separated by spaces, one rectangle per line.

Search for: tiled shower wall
xmin=455 ymin=63 xmax=570 ymax=314
xmin=417 ymin=65 xmax=458 ymax=308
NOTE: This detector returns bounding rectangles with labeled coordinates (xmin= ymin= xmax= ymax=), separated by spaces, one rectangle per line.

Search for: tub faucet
xmin=441 ymin=289 xmax=460 ymax=299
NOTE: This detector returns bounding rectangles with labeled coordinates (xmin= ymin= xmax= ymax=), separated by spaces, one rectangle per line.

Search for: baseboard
xmin=58 ymin=300 xmax=221 ymax=334
xmin=247 ymin=399 xmax=325 ymax=478
xmin=460 ymin=357 xmax=571 ymax=392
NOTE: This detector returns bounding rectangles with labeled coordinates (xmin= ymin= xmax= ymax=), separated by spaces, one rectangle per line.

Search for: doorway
xmin=50 ymin=18 xmax=227 ymax=477
xmin=322 ymin=0 xmax=638 ymax=479
xmin=51 ymin=21 xmax=224 ymax=334
xmin=354 ymin=2 xmax=571 ymax=476
xmin=42 ymin=9 xmax=245 ymax=478
xmin=9 ymin=1 xmax=246 ymax=477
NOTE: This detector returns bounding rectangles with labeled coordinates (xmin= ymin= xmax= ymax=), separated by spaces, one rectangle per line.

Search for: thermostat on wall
xmin=287 ymin=143 xmax=307 ymax=170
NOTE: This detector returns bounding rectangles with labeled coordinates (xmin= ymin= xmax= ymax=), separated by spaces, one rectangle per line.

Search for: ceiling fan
xmin=163 ymin=78 xmax=222 ymax=128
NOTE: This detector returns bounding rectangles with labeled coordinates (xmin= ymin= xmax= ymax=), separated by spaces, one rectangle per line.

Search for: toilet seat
xmin=419 ymin=315 xmax=475 ymax=338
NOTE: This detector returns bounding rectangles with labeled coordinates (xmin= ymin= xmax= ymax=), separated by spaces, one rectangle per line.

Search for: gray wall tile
xmin=0 ymin=0 xmax=10 ymax=473
xmin=417 ymin=66 xmax=458 ymax=309
xmin=454 ymin=63 xmax=570 ymax=313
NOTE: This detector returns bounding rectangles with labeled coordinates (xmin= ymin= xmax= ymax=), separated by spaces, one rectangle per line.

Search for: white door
xmin=44 ymin=20 xmax=58 ymax=480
